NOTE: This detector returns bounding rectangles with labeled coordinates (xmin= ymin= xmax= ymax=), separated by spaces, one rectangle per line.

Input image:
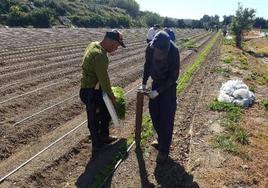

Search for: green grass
xmin=261 ymin=29 xmax=268 ymax=33
xmin=248 ymin=84 xmax=257 ymax=93
xmin=177 ymin=32 xmax=220 ymax=94
xmin=234 ymin=128 xmax=250 ymax=145
xmin=186 ymin=44 xmax=198 ymax=49
xmin=209 ymin=101 xmax=243 ymax=122
xmin=180 ymin=38 xmax=190 ymax=43
xmin=211 ymin=66 xmax=231 ymax=78
xmin=223 ymin=55 xmax=234 ymax=64
xmin=238 ymin=54 xmax=249 ymax=70
xmin=223 ymin=38 xmax=235 ymax=46
xmin=214 ymin=134 xmax=238 ymax=153
xmin=263 ymin=99 xmax=268 ymax=110
xmin=247 ymin=72 xmax=268 ymax=85
xmin=209 ymin=100 xmax=250 ymax=155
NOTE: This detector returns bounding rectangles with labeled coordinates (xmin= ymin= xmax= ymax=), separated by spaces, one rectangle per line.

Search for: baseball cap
xmin=105 ymin=29 xmax=126 ymax=48
xmin=152 ymin=31 xmax=170 ymax=60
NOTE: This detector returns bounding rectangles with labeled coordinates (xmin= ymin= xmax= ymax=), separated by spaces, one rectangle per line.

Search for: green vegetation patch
xmin=209 ymin=100 xmax=250 ymax=156
xmin=112 ymin=86 xmax=126 ymax=119
xmin=223 ymin=38 xmax=235 ymax=46
xmin=263 ymin=99 xmax=268 ymax=110
xmin=223 ymin=55 xmax=234 ymax=64
xmin=211 ymin=66 xmax=231 ymax=77
xmin=214 ymin=134 xmax=238 ymax=153
xmin=140 ymin=115 xmax=154 ymax=146
xmin=177 ymin=32 xmax=220 ymax=94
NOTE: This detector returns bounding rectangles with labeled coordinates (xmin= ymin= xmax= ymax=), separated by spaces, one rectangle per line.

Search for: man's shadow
xmin=154 ymin=157 xmax=200 ymax=188
xmin=76 ymin=138 xmax=127 ymax=188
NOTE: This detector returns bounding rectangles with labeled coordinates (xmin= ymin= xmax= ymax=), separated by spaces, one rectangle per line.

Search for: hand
xmin=139 ymin=84 xmax=146 ymax=90
xmin=148 ymin=90 xmax=159 ymax=99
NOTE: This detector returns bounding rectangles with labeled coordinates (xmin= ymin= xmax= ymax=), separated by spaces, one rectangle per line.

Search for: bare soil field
xmin=0 ymin=28 xmax=212 ymax=187
xmin=3 ymin=28 xmax=266 ymax=188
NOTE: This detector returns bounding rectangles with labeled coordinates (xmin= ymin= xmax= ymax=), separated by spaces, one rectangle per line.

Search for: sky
xmin=135 ymin=0 xmax=268 ymax=20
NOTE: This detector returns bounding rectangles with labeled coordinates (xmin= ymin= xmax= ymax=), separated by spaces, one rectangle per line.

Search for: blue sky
xmin=135 ymin=0 xmax=268 ymax=20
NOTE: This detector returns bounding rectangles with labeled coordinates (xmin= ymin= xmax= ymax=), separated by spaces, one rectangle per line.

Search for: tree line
xmin=0 ymin=0 xmax=267 ymax=30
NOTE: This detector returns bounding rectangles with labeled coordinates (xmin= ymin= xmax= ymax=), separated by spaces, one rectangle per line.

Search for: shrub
xmin=30 ymin=8 xmax=54 ymax=27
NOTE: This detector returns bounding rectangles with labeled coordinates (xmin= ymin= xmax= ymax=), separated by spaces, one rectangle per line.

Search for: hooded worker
xmin=142 ymin=31 xmax=180 ymax=163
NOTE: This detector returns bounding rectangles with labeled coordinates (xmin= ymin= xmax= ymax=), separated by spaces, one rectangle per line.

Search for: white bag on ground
xmin=102 ymin=92 xmax=120 ymax=126
xmin=218 ymin=80 xmax=255 ymax=107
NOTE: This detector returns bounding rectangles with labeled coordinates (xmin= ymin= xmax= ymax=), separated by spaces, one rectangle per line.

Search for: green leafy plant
xmin=223 ymin=55 xmax=234 ymax=64
xmin=141 ymin=115 xmax=154 ymax=146
xmin=112 ymin=86 xmax=126 ymax=119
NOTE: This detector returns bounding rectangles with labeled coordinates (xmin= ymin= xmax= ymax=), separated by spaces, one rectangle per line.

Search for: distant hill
xmin=0 ymin=0 xmax=143 ymax=28
xmin=0 ymin=0 xmax=206 ymax=28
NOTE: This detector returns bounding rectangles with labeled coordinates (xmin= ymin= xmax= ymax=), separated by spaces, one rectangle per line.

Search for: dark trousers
xmin=79 ymin=88 xmax=111 ymax=147
xmin=146 ymin=39 xmax=151 ymax=43
xmin=149 ymin=84 xmax=177 ymax=154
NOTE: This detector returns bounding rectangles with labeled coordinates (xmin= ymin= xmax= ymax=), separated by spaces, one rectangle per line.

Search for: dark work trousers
xmin=79 ymin=88 xmax=111 ymax=148
xmin=149 ymin=83 xmax=177 ymax=154
xmin=146 ymin=39 xmax=151 ymax=43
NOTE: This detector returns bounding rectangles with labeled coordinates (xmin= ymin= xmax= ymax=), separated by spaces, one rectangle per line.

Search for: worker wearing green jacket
xmin=80 ymin=30 xmax=126 ymax=154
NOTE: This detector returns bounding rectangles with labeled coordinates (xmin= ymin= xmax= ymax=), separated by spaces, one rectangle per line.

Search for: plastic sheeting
xmin=218 ymin=80 xmax=255 ymax=107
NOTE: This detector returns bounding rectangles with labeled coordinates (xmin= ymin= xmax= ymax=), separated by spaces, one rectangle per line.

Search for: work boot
xmin=156 ymin=152 xmax=169 ymax=164
xmin=100 ymin=135 xmax=118 ymax=144
xmin=151 ymin=139 xmax=159 ymax=150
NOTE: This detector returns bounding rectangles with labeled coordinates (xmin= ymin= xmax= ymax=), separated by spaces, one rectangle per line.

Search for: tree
xmin=108 ymin=0 xmax=140 ymax=17
xmin=0 ymin=0 xmax=15 ymax=14
xmin=142 ymin=11 xmax=163 ymax=27
xmin=30 ymin=8 xmax=54 ymax=28
xmin=176 ymin=19 xmax=186 ymax=28
xmin=163 ymin=17 xmax=176 ymax=28
xmin=7 ymin=5 xmax=30 ymax=26
xmin=211 ymin=15 xmax=220 ymax=26
xmin=230 ymin=3 xmax=255 ymax=48
xmin=200 ymin=14 xmax=211 ymax=29
xmin=222 ymin=15 xmax=233 ymax=26
xmin=254 ymin=17 xmax=267 ymax=29
xmin=191 ymin=20 xmax=203 ymax=28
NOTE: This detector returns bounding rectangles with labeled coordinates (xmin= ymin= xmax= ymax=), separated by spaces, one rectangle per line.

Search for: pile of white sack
xmin=218 ymin=80 xmax=256 ymax=107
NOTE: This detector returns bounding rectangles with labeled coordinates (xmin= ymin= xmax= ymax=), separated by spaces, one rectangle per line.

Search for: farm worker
xmin=142 ymin=31 xmax=180 ymax=163
xmin=80 ymin=30 xmax=126 ymax=154
xmin=164 ymin=27 xmax=176 ymax=42
xmin=146 ymin=24 xmax=160 ymax=43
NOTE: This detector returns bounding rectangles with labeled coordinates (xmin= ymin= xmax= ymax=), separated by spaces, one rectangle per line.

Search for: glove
xmin=149 ymin=90 xmax=159 ymax=99
xmin=139 ymin=84 xmax=146 ymax=90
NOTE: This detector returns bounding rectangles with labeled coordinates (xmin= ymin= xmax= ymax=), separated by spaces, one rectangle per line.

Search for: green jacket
xmin=81 ymin=42 xmax=113 ymax=98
